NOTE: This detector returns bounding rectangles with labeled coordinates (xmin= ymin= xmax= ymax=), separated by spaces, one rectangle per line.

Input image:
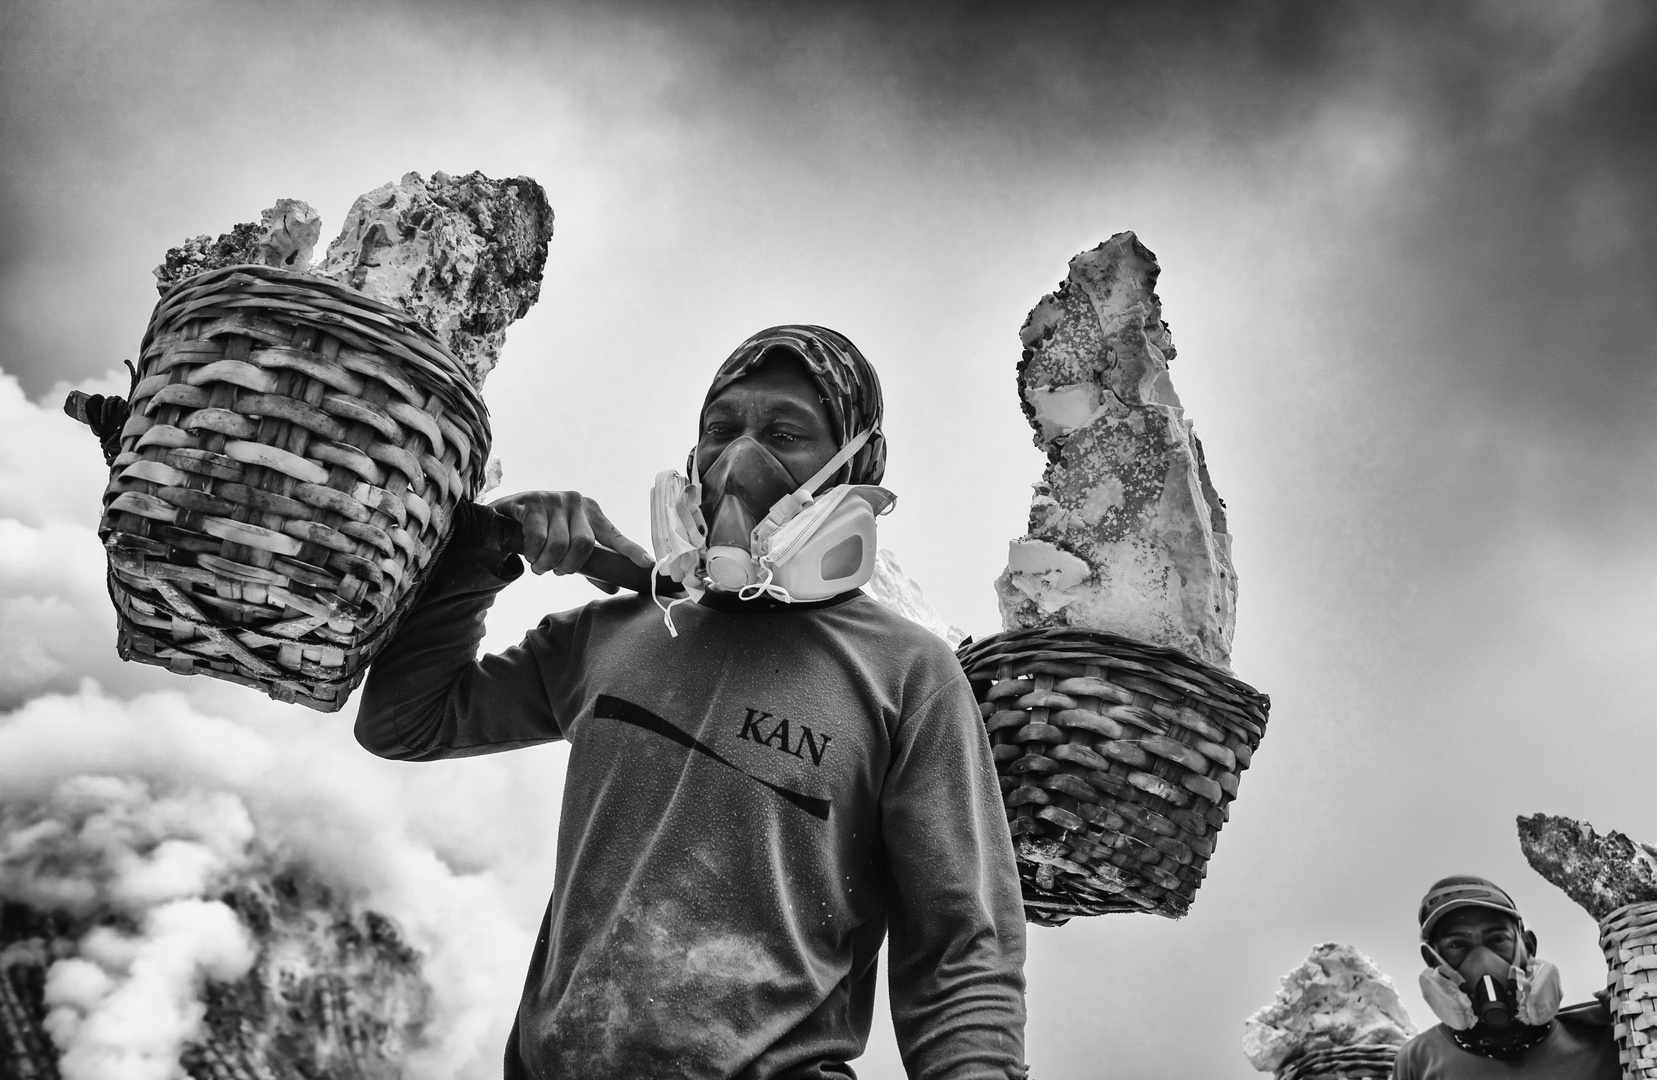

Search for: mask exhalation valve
xmin=704 ymin=545 xmax=757 ymax=591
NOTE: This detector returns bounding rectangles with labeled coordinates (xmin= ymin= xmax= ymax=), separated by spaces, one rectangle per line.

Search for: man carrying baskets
xmin=356 ymin=326 xmax=1028 ymax=1079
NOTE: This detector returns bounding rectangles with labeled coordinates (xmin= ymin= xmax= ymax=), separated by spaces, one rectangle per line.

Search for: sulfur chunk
xmin=153 ymin=199 xmax=322 ymax=293
xmin=314 ymin=170 xmax=553 ymax=389
xmin=1518 ymin=813 xmax=1657 ymax=922
xmin=1243 ymin=943 xmax=1416 ymax=1074
xmin=997 ymin=233 xmax=1237 ymax=668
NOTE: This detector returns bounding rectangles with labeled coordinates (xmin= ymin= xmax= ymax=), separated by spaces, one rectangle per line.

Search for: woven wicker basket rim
xmin=142 ymin=264 xmax=489 ymax=448
xmin=957 ymin=625 xmax=1270 ymax=715
xmin=1288 ymin=1046 xmax=1402 ymax=1062
xmin=1601 ymin=899 xmax=1657 ymax=938
xmin=1278 ymin=1044 xmax=1400 ymax=1080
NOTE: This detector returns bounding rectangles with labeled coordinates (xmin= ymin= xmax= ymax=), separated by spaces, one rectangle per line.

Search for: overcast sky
xmin=2 ymin=1 xmax=1654 ymax=1077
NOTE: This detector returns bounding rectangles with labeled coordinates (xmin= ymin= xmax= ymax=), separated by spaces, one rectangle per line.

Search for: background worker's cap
xmin=1419 ymin=876 xmax=1523 ymax=942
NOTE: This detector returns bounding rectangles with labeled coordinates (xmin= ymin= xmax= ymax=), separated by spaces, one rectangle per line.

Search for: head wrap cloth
xmin=701 ymin=325 xmax=887 ymax=486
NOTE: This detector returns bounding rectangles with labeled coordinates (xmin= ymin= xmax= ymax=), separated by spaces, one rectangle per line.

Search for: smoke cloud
xmin=2 ymin=777 xmax=258 ymax=1080
xmin=0 ymin=681 xmax=564 ymax=1078
xmin=0 ymin=375 xmax=567 ymax=1076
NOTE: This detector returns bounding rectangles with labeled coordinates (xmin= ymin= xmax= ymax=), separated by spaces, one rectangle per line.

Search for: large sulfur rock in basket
xmin=1243 ymin=943 xmax=1415 ymax=1079
xmin=996 ymin=233 xmax=1236 ymax=670
xmin=315 ymin=171 xmax=553 ymax=390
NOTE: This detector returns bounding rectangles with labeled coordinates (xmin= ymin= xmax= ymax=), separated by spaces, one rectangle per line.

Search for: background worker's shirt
xmin=356 ymin=547 xmax=1028 ymax=1080
xmin=1390 ymin=1014 xmax=1620 ymax=1080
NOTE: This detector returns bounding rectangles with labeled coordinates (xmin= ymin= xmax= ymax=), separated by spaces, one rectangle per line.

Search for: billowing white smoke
xmin=1 ymin=777 xmax=258 ymax=1079
xmin=0 ymin=363 xmax=569 ymax=1076
xmin=45 ymin=899 xmax=253 ymax=1080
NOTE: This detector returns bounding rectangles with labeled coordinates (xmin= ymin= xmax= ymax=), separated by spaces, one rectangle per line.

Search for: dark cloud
xmin=2 ymin=0 xmax=1652 ymax=511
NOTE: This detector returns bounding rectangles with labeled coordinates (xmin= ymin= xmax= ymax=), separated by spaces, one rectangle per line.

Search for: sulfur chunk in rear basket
xmin=1242 ymin=943 xmax=1416 ymax=1074
xmin=1518 ymin=813 xmax=1657 ymax=922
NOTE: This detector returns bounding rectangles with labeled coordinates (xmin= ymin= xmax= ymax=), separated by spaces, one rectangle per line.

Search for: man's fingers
xmin=534 ymin=508 xmax=572 ymax=575
xmin=520 ymin=506 xmax=553 ymax=575
xmin=587 ymin=501 xmax=655 ymax=568
xmin=557 ymin=508 xmax=597 ymax=576
xmin=489 ymin=492 xmax=652 ymax=577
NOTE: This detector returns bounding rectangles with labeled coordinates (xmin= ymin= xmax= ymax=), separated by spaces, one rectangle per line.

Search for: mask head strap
xmin=797 ymin=426 xmax=872 ymax=499
xmin=755 ymin=427 xmax=876 ymax=542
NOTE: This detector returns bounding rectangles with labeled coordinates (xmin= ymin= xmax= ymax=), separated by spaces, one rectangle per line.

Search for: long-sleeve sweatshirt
xmin=355 ymin=543 xmax=1028 ymax=1080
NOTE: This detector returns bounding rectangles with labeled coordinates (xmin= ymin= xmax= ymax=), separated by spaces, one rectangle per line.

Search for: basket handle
xmin=476 ymin=503 xmax=684 ymax=598
xmin=64 ymin=390 xmax=131 ymax=467
xmin=64 ymin=361 xmax=139 ymax=466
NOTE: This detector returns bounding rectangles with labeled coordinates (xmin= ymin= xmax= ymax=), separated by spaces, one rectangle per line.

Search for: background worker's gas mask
xmin=1418 ymin=934 xmax=1562 ymax=1049
xmin=649 ymin=427 xmax=894 ymax=630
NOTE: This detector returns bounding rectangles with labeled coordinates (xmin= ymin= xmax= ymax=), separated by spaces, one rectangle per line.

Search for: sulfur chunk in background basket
xmin=1242 ymin=943 xmax=1416 ymax=1076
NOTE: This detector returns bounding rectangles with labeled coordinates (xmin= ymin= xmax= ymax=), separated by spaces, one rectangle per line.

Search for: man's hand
xmin=489 ymin=491 xmax=653 ymax=578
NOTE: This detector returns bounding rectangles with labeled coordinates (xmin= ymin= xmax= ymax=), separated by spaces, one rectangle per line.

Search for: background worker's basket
xmin=88 ymin=264 xmax=490 ymax=711
xmin=1601 ymin=900 xmax=1657 ymax=1080
xmin=956 ymin=626 xmax=1269 ymax=923
xmin=1273 ymin=1045 xmax=1400 ymax=1080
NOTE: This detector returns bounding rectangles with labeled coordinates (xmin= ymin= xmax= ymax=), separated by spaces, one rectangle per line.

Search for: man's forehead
xmin=703 ymin=389 xmax=823 ymax=418
xmin=704 ymin=357 xmax=831 ymax=416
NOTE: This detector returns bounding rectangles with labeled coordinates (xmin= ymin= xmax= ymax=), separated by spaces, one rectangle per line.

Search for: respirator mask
xmin=1418 ymin=933 xmax=1562 ymax=1058
xmin=648 ymin=427 xmax=893 ymax=632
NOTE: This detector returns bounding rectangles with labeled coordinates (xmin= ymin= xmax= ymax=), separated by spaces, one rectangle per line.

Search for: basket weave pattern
xmin=99 ymin=265 xmax=490 ymax=711
xmin=1274 ymin=1045 xmax=1399 ymax=1080
xmin=957 ymin=627 xmax=1269 ymax=922
xmin=1602 ymin=900 xmax=1657 ymax=1079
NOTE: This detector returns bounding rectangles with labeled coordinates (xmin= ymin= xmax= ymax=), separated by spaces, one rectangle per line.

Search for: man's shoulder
xmin=1555 ymin=999 xmax=1614 ymax=1029
xmin=831 ymin=594 xmax=973 ymax=687
xmin=836 ymin=592 xmax=961 ymax=656
xmin=1395 ymin=1024 xmax=1454 ymax=1061
xmin=1543 ymin=1009 xmax=1621 ymax=1076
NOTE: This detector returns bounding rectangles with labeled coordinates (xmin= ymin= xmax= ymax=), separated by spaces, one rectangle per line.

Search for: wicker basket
xmin=956 ymin=626 xmax=1269 ymax=923
xmin=1274 ymin=1045 xmax=1400 ymax=1080
xmin=96 ymin=264 xmax=491 ymax=711
xmin=1602 ymin=900 xmax=1657 ymax=1080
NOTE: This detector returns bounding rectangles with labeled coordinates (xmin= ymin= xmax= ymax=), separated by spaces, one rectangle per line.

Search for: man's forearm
xmin=889 ymin=940 xmax=1027 ymax=1080
xmin=884 ymin=679 xmax=1029 ymax=1079
xmin=355 ymin=534 xmax=519 ymax=758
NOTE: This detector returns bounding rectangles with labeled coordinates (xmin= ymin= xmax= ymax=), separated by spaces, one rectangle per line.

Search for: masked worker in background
xmin=356 ymin=326 xmax=1028 ymax=1080
xmin=1391 ymin=876 xmax=1618 ymax=1079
